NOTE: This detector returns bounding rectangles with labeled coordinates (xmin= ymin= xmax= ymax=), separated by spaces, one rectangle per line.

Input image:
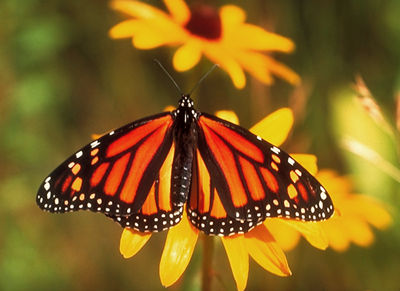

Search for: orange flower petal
xmin=278 ymin=219 xmax=328 ymax=250
xmin=111 ymin=0 xmax=166 ymax=19
xmin=236 ymin=51 xmax=274 ymax=85
xmin=221 ymin=235 xmax=249 ymax=291
xmin=205 ymin=47 xmax=246 ymax=89
xmin=290 ymin=154 xmax=318 ymax=176
xmin=316 ymin=170 xmax=353 ymax=200
xmin=119 ymin=228 xmax=152 ymax=258
xmin=164 ymin=0 xmax=190 ymax=24
xmin=235 ymin=24 xmax=295 ymax=52
xmin=91 ymin=133 xmax=102 ymax=140
xmin=215 ymin=110 xmax=239 ymax=125
xmin=173 ymin=41 xmax=202 ymax=71
xmin=111 ymin=1 xmax=187 ymax=48
xmin=250 ymin=108 xmax=293 ymax=146
xmin=323 ymin=217 xmax=374 ymax=251
xmin=220 ymin=5 xmax=246 ymax=32
xmin=344 ymin=218 xmax=374 ymax=247
xmin=264 ymin=219 xmax=301 ymax=251
xmin=163 ymin=105 xmax=176 ymax=112
xmin=263 ymin=55 xmax=301 ymax=85
xmin=159 ymin=212 xmax=199 ymax=287
xmin=352 ymin=195 xmax=392 ymax=229
xmin=109 ymin=19 xmax=141 ymax=39
xmin=130 ymin=22 xmax=179 ymax=49
xmin=323 ymin=221 xmax=351 ymax=252
xmin=245 ymin=225 xmax=291 ymax=276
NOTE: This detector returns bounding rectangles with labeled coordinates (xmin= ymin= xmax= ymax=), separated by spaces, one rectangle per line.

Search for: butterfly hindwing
xmin=188 ymin=149 xmax=261 ymax=235
xmin=37 ymin=112 xmax=180 ymax=229
xmin=189 ymin=113 xmax=334 ymax=235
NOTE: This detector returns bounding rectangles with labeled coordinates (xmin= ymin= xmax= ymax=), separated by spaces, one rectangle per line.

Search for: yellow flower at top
xmin=109 ymin=0 xmax=300 ymax=89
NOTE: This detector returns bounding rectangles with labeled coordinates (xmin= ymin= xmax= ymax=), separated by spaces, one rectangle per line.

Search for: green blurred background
xmin=1 ymin=0 xmax=400 ymax=290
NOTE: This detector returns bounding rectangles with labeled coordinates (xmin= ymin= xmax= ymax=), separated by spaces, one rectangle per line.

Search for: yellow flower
xmin=317 ymin=170 xmax=392 ymax=251
xmin=109 ymin=0 xmax=300 ymax=89
xmin=266 ymin=170 xmax=392 ymax=252
xmin=119 ymin=107 xmax=327 ymax=291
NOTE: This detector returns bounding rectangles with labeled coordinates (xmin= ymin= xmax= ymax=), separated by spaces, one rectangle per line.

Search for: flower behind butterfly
xmin=109 ymin=0 xmax=300 ymax=89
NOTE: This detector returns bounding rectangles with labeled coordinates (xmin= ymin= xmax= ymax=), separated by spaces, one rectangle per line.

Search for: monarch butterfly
xmin=37 ymin=94 xmax=334 ymax=236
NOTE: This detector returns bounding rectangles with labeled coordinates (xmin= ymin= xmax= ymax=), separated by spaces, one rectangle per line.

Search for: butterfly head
xmin=174 ymin=94 xmax=199 ymax=122
xmin=178 ymin=94 xmax=195 ymax=109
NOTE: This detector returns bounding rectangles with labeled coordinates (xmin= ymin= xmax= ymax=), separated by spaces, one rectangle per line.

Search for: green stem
xmin=202 ymin=234 xmax=215 ymax=291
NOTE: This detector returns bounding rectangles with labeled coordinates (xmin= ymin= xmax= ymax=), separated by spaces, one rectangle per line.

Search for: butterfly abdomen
xmin=171 ymin=151 xmax=194 ymax=207
xmin=170 ymin=98 xmax=199 ymax=207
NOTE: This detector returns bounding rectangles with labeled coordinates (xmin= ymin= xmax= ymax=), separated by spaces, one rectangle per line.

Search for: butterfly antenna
xmin=189 ymin=64 xmax=219 ymax=96
xmin=154 ymin=59 xmax=183 ymax=95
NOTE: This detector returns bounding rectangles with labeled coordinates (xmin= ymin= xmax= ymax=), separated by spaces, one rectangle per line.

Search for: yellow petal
xmin=111 ymin=1 xmax=187 ymax=48
xmin=264 ymin=218 xmax=301 ymax=251
xmin=91 ymin=134 xmax=102 ymax=140
xmin=204 ymin=47 xmax=246 ymax=89
xmin=164 ymin=0 xmax=190 ymax=24
xmin=290 ymin=154 xmax=318 ymax=176
xmin=159 ymin=212 xmax=199 ymax=287
xmin=164 ymin=105 xmax=176 ymax=112
xmin=220 ymin=5 xmax=246 ymax=33
xmin=345 ymin=218 xmax=374 ymax=247
xmin=221 ymin=235 xmax=249 ymax=291
xmin=250 ymin=108 xmax=293 ymax=146
xmin=111 ymin=0 xmax=165 ymax=19
xmin=278 ymin=219 xmax=328 ymax=250
xmin=316 ymin=170 xmax=353 ymax=200
xmin=323 ymin=221 xmax=351 ymax=252
xmin=119 ymin=228 xmax=152 ymax=258
xmin=109 ymin=19 xmax=141 ymax=39
xmin=236 ymin=51 xmax=274 ymax=85
xmin=235 ymin=24 xmax=295 ymax=52
xmin=173 ymin=41 xmax=202 ymax=71
xmin=352 ymin=195 xmax=392 ymax=229
xmin=215 ymin=110 xmax=239 ymax=125
xmin=131 ymin=22 xmax=180 ymax=49
xmin=263 ymin=55 xmax=301 ymax=85
xmin=245 ymin=225 xmax=291 ymax=276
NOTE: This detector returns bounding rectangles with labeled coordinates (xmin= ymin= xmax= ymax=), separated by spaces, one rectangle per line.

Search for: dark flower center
xmin=185 ymin=4 xmax=222 ymax=40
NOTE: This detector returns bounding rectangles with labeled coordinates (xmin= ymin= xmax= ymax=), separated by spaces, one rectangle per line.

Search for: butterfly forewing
xmin=37 ymin=112 xmax=180 ymax=229
xmin=189 ymin=113 xmax=334 ymax=236
xmin=107 ymin=143 xmax=184 ymax=232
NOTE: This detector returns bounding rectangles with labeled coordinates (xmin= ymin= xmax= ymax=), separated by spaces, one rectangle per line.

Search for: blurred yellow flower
xmin=119 ymin=107 xmax=328 ymax=291
xmin=109 ymin=0 xmax=300 ymax=89
xmin=318 ymin=170 xmax=392 ymax=251
xmin=267 ymin=170 xmax=392 ymax=252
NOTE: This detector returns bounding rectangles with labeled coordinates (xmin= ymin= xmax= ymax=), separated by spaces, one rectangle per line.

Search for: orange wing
xmin=37 ymin=113 xmax=183 ymax=232
xmin=188 ymin=113 xmax=334 ymax=236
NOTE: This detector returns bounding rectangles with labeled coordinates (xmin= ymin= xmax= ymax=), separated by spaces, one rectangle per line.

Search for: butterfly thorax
xmin=171 ymin=95 xmax=199 ymax=207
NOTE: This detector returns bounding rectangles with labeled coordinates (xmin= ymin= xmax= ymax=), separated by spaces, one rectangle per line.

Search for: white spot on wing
xmin=44 ymin=183 xmax=50 ymax=191
xmin=288 ymin=157 xmax=295 ymax=165
xmin=271 ymin=146 xmax=280 ymax=154
xmin=91 ymin=140 xmax=100 ymax=148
